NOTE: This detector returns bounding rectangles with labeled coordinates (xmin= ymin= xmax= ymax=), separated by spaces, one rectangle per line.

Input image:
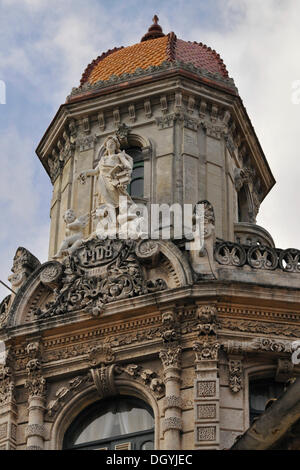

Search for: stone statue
xmin=53 ymin=209 xmax=89 ymax=259
xmin=78 ymin=135 xmax=133 ymax=209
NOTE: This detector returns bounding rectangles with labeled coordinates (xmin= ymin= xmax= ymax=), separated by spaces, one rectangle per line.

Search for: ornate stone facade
xmin=0 ymin=18 xmax=299 ymax=451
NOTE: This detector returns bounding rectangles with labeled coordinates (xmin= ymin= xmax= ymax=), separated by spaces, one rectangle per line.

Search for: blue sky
xmin=0 ymin=0 xmax=300 ymax=300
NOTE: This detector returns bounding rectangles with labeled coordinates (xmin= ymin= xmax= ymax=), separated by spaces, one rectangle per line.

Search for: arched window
xmin=126 ymin=147 xmax=144 ymax=198
xmin=63 ymin=396 xmax=154 ymax=450
xmin=249 ymin=378 xmax=284 ymax=424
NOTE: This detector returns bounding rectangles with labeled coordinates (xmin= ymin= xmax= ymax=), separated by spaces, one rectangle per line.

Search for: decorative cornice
xmin=67 ymin=60 xmax=237 ymax=101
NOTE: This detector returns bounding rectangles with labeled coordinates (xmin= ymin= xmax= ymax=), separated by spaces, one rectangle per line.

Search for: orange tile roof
xmin=80 ymin=31 xmax=231 ymax=89
xmin=88 ymin=35 xmax=169 ymax=84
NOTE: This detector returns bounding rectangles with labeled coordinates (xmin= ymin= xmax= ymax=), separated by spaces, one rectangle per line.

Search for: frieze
xmin=221 ymin=318 xmax=300 ymax=338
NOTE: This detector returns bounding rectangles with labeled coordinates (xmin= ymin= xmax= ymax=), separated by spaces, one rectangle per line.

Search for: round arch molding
xmin=48 ymin=375 xmax=161 ymax=450
xmin=7 ymin=237 xmax=192 ymax=327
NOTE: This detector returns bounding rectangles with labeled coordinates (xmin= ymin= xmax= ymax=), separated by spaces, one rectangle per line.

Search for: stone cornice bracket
xmin=160 ymin=306 xmax=181 ymax=345
xmin=196 ymin=304 xmax=218 ymax=338
xmin=90 ymin=365 xmax=117 ymax=399
xmin=88 ymin=342 xmax=117 ymax=399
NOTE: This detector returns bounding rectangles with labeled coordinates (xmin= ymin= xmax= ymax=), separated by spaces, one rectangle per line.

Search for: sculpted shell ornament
xmin=35 ymin=238 xmax=167 ymax=319
xmin=40 ymin=262 xmax=63 ymax=286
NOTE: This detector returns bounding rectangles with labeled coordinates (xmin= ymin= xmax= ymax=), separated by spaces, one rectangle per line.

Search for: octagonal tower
xmin=36 ymin=17 xmax=275 ymax=258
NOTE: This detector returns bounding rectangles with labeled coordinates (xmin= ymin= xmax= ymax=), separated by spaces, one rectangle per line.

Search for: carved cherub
xmin=53 ymin=209 xmax=89 ymax=259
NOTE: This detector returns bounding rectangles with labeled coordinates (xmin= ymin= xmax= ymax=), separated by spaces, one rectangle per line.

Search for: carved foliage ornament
xmin=115 ymin=364 xmax=165 ymax=398
xmin=0 ymin=366 xmax=15 ymax=406
xmin=35 ymin=239 xmax=167 ymax=319
xmin=228 ymin=360 xmax=243 ymax=393
xmin=193 ymin=341 xmax=220 ymax=361
xmin=48 ymin=372 xmax=93 ymax=417
xmin=159 ymin=346 xmax=182 ymax=369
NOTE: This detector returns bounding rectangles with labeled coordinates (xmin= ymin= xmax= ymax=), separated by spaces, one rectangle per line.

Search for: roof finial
xmin=141 ymin=15 xmax=165 ymax=42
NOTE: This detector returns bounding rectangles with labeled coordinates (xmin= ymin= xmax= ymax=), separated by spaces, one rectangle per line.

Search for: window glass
xmin=63 ymin=396 xmax=154 ymax=450
xmin=126 ymin=147 xmax=144 ymax=198
xmin=249 ymin=378 xmax=284 ymax=423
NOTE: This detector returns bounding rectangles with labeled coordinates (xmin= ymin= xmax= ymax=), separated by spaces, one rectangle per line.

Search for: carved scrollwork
xmin=214 ymin=242 xmax=246 ymax=267
xmin=40 ymin=262 xmax=63 ymax=287
xmin=34 ymin=238 xmax=167 ymax=319
xmin=47 ymin=371 xmax=93 ymax=418
xmin=88 ymin=343 xmax=115 ymax=367
xmin=214 ymin=241 xmax=299 ymax=273
xmin=114 ymin=364 xmax=165 ymax=397
xmin=254 ymin=337 xmax=291 ymax=353
xmin=228 ymin=360 xmax=243 ymax=393
xmin=247 ymin=245 xmax=278 ymax=270
xmin=279 ymin=249 xmax=300 ymax=273
xmin=135 ymin=239 xmax=160 ymax=260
